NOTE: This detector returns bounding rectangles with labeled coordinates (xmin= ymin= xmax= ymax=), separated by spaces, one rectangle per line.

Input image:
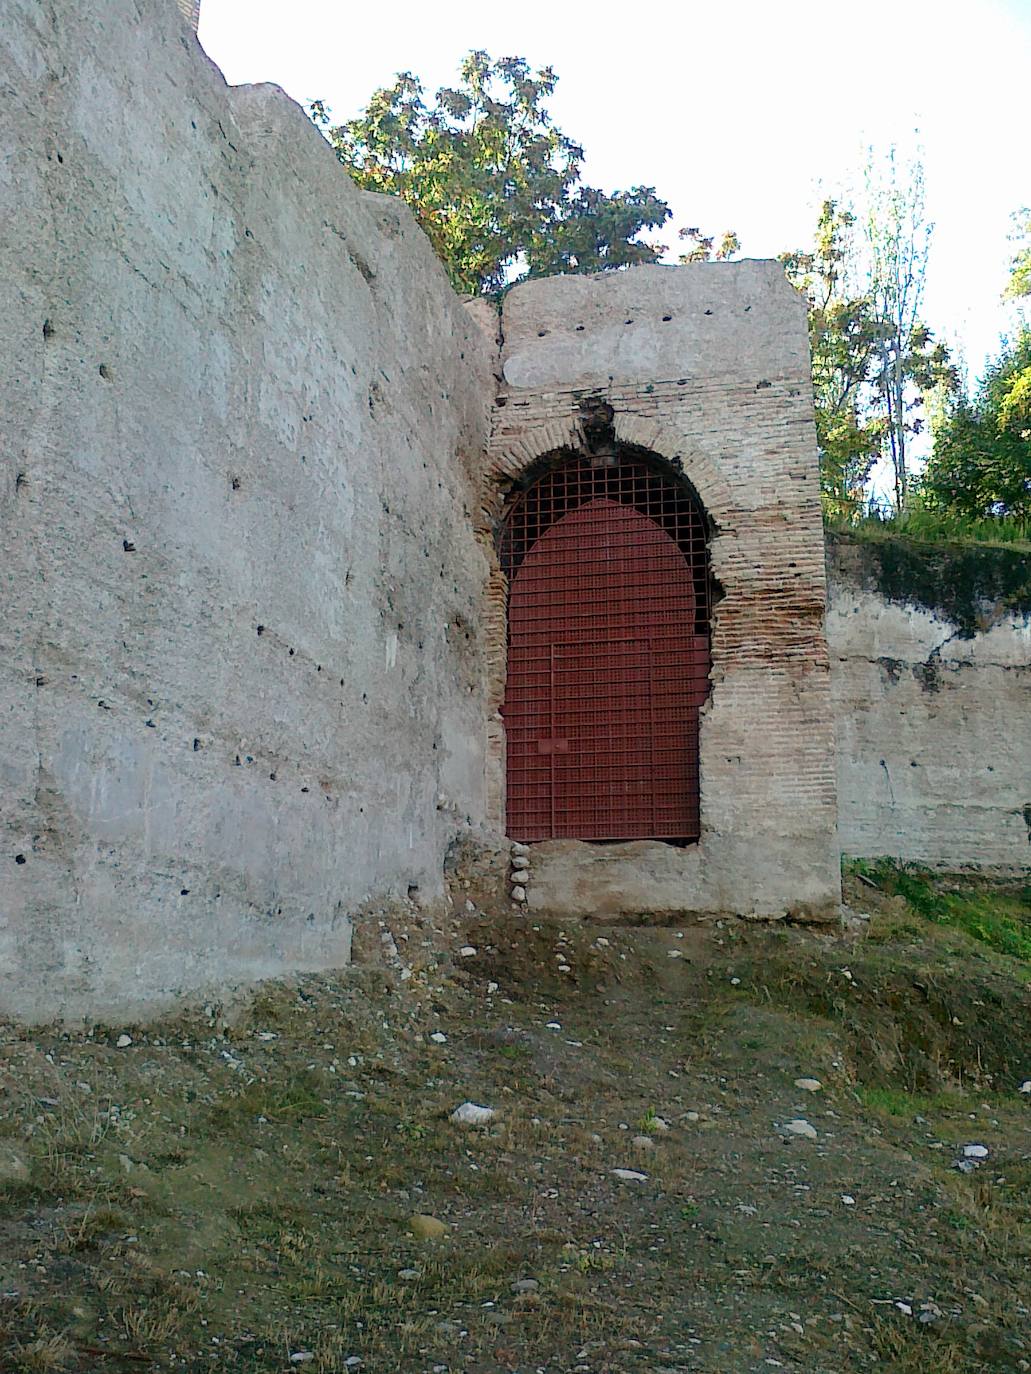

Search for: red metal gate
xmin=501 ymin=458 xmax=710 ymax=842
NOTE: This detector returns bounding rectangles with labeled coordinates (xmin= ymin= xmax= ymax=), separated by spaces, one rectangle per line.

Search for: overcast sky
xmin=199 ymin=0 xmax=1029 ymax=382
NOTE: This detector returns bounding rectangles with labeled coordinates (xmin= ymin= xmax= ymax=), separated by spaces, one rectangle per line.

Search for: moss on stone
xmin=827 ymin=529 xmax=1031 ymax=636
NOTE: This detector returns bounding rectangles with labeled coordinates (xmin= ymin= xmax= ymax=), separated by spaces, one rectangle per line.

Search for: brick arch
xmin=482 ymin=411 xmax=734 ymax=534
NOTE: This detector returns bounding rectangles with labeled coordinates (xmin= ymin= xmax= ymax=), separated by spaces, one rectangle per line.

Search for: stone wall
xmin=482 ymin=266 xmax=842 ymax=920
xmin=828 ymin=535 xmax=1031 ymax=870
xmin=0 ymin=0 xmax=493 ymax=1020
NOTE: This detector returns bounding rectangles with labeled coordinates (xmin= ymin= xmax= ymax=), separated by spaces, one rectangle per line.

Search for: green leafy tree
xmin=923 ymin=206 xmax=1031 ymax=521
xmin=923 ymin=330 xmax=1031 ymax=519
xmin=781 ymin=201 xmax=885 ymax=518
xmin=1005 ymin=209 xmax=1031 ymax=301
xmin=311 ymin=53 xmax=677 ymax=295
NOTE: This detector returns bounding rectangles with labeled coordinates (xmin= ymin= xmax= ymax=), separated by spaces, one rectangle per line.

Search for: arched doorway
xmin=499 ymin=454 xmax=711 ymax=843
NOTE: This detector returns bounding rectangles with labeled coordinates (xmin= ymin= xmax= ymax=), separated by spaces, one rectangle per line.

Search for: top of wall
xmin=827 ymin=530 xmax=1031 ymax=636
xmin=500 ymin=261 xmax=808 ymax=390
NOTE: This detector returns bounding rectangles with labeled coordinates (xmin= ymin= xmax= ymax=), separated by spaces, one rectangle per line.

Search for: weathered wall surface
xmin=484 ymin=265 xmax=842 ymax=920
xmin=0 ymin=0 xmax=493 ymax=1020
xmin=828 ymin=536 xmax=1031 ymax=869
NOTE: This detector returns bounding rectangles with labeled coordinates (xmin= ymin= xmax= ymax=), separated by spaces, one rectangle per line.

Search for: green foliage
xmin=1004 ymin=209 xmax=1031 ymax=301
xmin=783 ymin=176 xmax=956 ymax=520
xmin=828 ymin=504 xmax=1031 ymax=549
xmin=856 ymin=860 xmax=1031 ymax=964
xmin=781 ymin=201 xmax=886 ymax=518
xmin=924 ymin=329 xmax=1031 ymax=520
xmin=311 ymin=53 xmax=680 ymax=295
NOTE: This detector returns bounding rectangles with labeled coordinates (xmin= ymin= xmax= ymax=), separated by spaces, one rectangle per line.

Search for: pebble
xmin=611 ymin=1168 xmax=649 ymax=1182
xmin=954 ymin=1158 xmax=977 ymax=1174
xmin=458 ymin=946 xmax=477 ymax=958
xmin=511 ymin=842 xmax=529 ymax=855
xmin=408 ymin=1214 xmax=448 ymax=1240
xmin=511 ymin=886 xmax=526 ymax=902
xmin=782 ymin=1119 xmax=818 ymax=1139
xmin=1019 ymin=1080 xmax=1030 ymax=1094
xmin=0 ymin=1147 xmax=30 ymax=1186
xmin=963 ymin=1143 xmax=989 ymax=1159
xmin=290 ymin=1355 xmax=314 ymax=1364
xmin=115 ymin=1034 xmax=133 ymax=1048
xmin=486 ymin=981 xmax=499 ymax=994
xmin=794 ymin=1078 xmax=822 ymax=1092
xmin=398 ymin=1268 xmax=420 ymax=1280
xmin=841 ymin=1194 xmax=856 ymax=1206
xmin=450 ymin=1102 xmax=495 ymax=1126
xmin=429 ymin=1032 xmax=447 ymax=1044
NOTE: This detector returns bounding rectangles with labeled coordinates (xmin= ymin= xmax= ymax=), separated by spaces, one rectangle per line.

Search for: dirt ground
xmin=1 ymin=870 xmax=1029 ymax=1373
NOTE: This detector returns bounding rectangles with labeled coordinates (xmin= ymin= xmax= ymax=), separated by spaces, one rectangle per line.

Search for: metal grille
xmin=501 ymin=457 xmax=710 ymax=843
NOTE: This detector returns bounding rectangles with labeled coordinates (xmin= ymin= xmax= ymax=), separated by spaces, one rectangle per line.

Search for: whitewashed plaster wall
xmin=0 ymin=0 xmax=493 ymax=1020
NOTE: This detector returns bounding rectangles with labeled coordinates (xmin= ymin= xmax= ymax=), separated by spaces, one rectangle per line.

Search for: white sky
xmin=198 ymin=0 xmax=1030 ymax=380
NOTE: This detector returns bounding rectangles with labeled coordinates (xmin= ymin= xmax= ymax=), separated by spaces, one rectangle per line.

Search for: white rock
xmin=450 ymin=1102 xmax=495 ymax=1127
xmin=595 ymin=937 xmax=610 ymax=947
xmin=611 ymin=1168 xmax=649 ymax=1182
xmin=0 ymin=1147 xmax=30 ymax=1186
xmin=116 ymin=1034 xmax=133 ymax=1048
xmin=558 ymin=964 xmax=571 ymax=974
xmin=1019 ymin=1080 xmax=1031 ymax=1094
xmin=794 ymin=1078 xmax=822 ymax=1092
xmin=782 ymin=1119 xmax=818 ymax=1139
xmin=290 ymin=1355 xmax=314 ymax=1365
xmin=465 ymin=900 xmax=476 ymax=913
xmin=486 ymin=981 xmax=499 ymax=994
xmin=511 ymin=862 xmax=530 ymax=875
xmin=667 ymin=949 xmax=683 ymax=959
xmin=545 ymin=1022 xmax=561 ymax=1030
xmin=729 ymin=976 xmax=741 ymax=985
xmin=429 ymin=1032 xmax=447 ymax=1044
xmin=458 ymin=946 xmax=477 ymax=958
xmin=840 ymin=1194 xmax=856 ymax=1206
xmin=894 ymin=1301 xmax=913 ymax=1317
xmin=511 ymin=886 xmax=526 ymax=902
xmin=651 ymin=1116 xmax=670 ymax=1132
xmin=963 ymin=1144 xmax=989 ymax=1159
xmin=398 ymin=1268 xmax=420 ymax=1280
xmin=511 ymin=842 xmax=530 ymax=855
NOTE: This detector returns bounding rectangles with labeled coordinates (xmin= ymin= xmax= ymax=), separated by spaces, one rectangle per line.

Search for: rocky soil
xmin=1 ymin=869 xmax=1029 ymax=1373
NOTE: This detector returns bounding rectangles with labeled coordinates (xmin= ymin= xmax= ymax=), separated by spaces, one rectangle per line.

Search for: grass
xmin=852 ymin=859 xmax=1031 ymax=963
xmin=826 ymin=506 xmax=1031 ymax=550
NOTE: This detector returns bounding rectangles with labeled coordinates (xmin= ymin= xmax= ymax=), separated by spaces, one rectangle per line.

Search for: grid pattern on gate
xmin=501 ymin=458 xmax=710 ymax=843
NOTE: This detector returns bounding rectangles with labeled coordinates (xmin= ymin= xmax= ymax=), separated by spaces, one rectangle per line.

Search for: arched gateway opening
xmin=499 ymin=453 xmax=711 ymax=843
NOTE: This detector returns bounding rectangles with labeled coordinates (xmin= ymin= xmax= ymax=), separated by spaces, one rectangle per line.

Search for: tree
xmin=1004 ymin=209 xmax=1031 ymax=301
xmin=313 ymin=53 xmax=736 ymax=294
xmin=783 ymin=156 xmax=957 ymax=519
xmin=862 ymin=149 xmax=955 ymax=511
xmin=311 ymin=53 xmax=675 ymax=295
xmin=781 ymin=201 xmax=885 ymax=518
xmin=923 ymin=220 xmax=1031 ymax=521
xmin=922 ymin=330 xmax=1031 ymax=519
